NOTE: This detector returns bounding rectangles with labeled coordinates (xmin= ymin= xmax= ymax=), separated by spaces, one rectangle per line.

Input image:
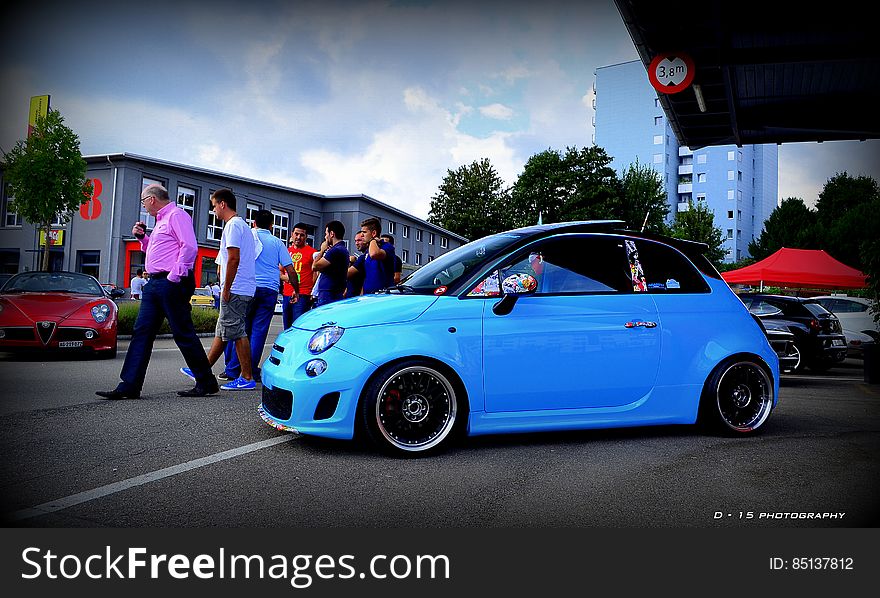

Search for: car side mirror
xmin=109 ymin=288 xmax=125 ymax=299
xmin=492 ymin=274 xmax=538 ymax=316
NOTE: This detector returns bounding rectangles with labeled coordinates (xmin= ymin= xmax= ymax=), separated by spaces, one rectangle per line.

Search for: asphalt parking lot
xmin=0 ymin=320 xmax=878 ymax=528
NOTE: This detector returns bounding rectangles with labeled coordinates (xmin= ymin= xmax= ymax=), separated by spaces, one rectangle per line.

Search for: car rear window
xmin=803 ymin=302 xmax=831 ymax=317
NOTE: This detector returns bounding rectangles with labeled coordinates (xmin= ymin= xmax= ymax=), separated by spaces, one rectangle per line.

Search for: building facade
xmin=0 ymin=153 xmax=466 ymax=288
xmin=594 ymin=60 xmax=778 ymax=262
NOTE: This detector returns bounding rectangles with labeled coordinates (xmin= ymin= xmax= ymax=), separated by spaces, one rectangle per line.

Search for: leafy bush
xmin=117 ymin=301 xmax=217 ymax=336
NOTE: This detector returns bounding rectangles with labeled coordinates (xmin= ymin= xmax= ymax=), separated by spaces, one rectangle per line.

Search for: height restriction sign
xmin=647 ymin=53 xmax=695 ymax=94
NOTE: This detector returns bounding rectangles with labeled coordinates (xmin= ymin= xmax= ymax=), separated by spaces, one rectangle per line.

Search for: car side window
xmin=625 ymin=238 xmax=711 ymax=294
xmin=468 ymin=236 xmax=630 ymax=296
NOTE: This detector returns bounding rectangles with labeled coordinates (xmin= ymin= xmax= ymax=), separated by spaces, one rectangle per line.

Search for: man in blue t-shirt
xmin=360 ymin=217 xmax=396 ymax=294
xmin=220 ymin=209 xmax=298 ymax=382
xmin=312 ymin=220 xmax=349 ymax=307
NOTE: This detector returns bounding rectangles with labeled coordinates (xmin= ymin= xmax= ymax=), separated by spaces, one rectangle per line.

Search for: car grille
xmin=0 ymin=327 xmax=36 ymax=341
xmin=56 ymin=328 xmax=99 ymax=342
xmin=262 ymin=385 xmax=293 ymax=420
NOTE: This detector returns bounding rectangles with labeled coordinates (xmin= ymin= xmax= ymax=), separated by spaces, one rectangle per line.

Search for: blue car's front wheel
xmin=361 ymin=360 xmax=460 ymax=455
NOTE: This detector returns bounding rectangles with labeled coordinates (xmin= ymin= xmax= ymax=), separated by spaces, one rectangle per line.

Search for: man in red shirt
xmin=282 ymin=222 xmax=317 ymax=328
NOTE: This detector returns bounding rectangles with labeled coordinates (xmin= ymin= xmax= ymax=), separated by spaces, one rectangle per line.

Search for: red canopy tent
xmin=722 ymin=247 xmax=867 ymax=289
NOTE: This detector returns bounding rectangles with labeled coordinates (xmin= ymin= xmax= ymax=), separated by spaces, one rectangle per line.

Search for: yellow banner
xmin=39 ymin=229 xmax=64 ymax=247
xmin=28 ymin=95 xmax=51 ymax=137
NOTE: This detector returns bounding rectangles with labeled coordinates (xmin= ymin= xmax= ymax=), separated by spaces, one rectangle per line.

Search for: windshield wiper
xmin=380 ymin=284 xmax=415 ymax=294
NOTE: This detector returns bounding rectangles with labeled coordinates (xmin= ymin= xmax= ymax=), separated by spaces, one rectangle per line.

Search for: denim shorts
xmin=216 ymin=293 xmax=253 ymax=341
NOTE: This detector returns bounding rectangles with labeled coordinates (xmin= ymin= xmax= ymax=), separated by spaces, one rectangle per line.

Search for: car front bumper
xmin=258 ymin=330 xmax=378 ymax=440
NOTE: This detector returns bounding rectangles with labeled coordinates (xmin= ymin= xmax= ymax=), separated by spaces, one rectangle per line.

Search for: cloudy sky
xmin=1 ymin=0 xmax=877 ymax=220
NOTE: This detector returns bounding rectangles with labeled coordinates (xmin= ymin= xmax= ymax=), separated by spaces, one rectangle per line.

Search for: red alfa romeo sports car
xmin=0 ymin=271 xmax=118 ymax=358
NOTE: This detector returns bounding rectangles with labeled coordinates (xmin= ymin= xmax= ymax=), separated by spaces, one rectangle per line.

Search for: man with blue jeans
xmin=220 ymin=210 xmax=298 ymax=381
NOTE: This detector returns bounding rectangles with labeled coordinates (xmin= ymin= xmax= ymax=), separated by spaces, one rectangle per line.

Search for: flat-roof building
xmin=0 ymin=153 xmax=466 ymax=288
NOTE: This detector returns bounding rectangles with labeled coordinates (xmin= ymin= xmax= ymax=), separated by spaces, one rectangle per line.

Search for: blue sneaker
xmin=221 ymin=376 xmax=257 ymax=391
xmin=180 ymin=367 xmax=195 ymax=380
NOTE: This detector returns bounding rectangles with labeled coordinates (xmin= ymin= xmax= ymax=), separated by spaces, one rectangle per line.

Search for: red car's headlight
xmin=90 ymin=303 xmax=112 ymax=323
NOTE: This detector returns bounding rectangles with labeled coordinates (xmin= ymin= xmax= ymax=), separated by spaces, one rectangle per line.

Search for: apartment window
xmin=416 ymin=229 xmax=423 ymax=242
xmin=737 ymin=229 xmax=742 ymax=240
xmin=428 ymin=232 xmax=435 ymax=245
xmin=440 ymin=237 xmax=448 ymax=249
xmin=696 ymin=194 xmax=706 ymax=203
xmin=653 ymin=135 xmax=663 ymax=145
xmin=51 ymin=212 xmax=66 ymax=227
xmin=728 ymin=190 xmax=735 ymax=200
xmin=726 ymin=229 xmax=734 ymax=240
xmin=738 ymin=171 xmax=743 ymax=181
xmin=739 ymin=190 xmax=744 ymax=202
xmin=738 ymin=210 xmax=742 ymax=221
xmin=76 ymin=250 xmax=101 ymax=279
xmin=4 ymin=186 xmax=22 ymax=227
xmin=0 ymin=249 xmax=20 ymax=273
xmin=655 ymin=98 xmax=661 ymax=107
xmin=207 ymin=204 xmax=223 ymax=241
xmin=697 ymin=154 xmax=707 ymax=164
xmin=387 ymin=221 xmax=396 ymax=234
xmin=177 ymin=185 xmax=197 ymax=219
xmin=738 ymin=150 xmax=744 ymax=162
xmin=272 ymin=210 xmax=289 ymax=241
xmin=428 ymin=255 xmax=434 ymax=262
xmin=727 ymin=170 xmax=735 ymax=181
xmin=653 ymin=153 xmax=663 ymax=164
xmin=403 ymin=225 xmax=409 ymax=238
xmin=141 ymin=176 xmax=163 ymax=228
xmin=415 ymin=252 xmax=422 ymax=266
xmin=697 ymin=173 xmax=706 ymax=183
xmin=402 ymin=249 xmax=409 ymax=263
xmin=727 ymin=211 xmax=734 ymax=219
xmin=246 ymin=203 xmax=260 ymax=227
xmin=728 ymin=151 xmax=735 ymax=161
xmin=654 ymin=116 xmax=663 ymax=126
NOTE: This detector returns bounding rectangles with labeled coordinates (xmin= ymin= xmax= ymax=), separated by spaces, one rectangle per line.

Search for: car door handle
xmin=625 ymin=320 xmax=657 ymax=328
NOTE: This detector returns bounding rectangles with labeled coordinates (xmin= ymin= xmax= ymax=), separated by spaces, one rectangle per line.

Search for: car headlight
xmin=91 ymin=303 xmax=111 ymax=323
xmin=308 ymin=326 xmax=344 ymax=354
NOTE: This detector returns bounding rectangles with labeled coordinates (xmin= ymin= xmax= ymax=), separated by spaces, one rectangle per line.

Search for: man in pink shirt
xmin=96 ymin=184 xmax=217 ymax=400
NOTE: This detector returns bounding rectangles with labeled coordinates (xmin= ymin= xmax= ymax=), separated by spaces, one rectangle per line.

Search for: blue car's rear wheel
xmin=362 ymin=361 xmax=460 ymax=455
xmin=705 ymin=359 xmax=774 ymax=433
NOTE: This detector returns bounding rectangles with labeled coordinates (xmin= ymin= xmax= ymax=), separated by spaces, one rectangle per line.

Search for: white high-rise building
xmin=594 ymin=60 xmax=778 ymax=263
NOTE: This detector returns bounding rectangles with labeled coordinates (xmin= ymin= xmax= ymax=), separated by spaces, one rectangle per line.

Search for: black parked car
xmin=760 ymin=318 xmax=801 ymax=372
xmin=739 ymin=294 xmax=847 ymax=372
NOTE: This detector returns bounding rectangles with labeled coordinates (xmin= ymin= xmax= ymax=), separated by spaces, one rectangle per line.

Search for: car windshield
xmin=401 ymin=232 xmax=526 ymax=293
xmin=1 ymin=272 xmax=104 ymax=296
xmin=194 ymin=289 xmax=212 ymax=296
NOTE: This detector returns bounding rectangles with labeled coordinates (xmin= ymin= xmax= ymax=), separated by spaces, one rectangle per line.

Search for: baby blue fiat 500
xmin=259 ymin=221 xmax=779 ymax=455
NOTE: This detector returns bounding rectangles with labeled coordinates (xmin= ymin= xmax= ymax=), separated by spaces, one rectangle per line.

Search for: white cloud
xmin=281 ymin=87 xmax=524 ymax=219
xmin=479 ymin=103 xmax=515 ymax=121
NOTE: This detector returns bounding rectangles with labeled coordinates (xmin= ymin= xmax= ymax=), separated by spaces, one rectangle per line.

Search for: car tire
xmin=701 ymin=358 xmax=774 ymax=434
xmin=790 ymin=342 xmax=807 ymax=372
xmin=789 ymin=343 xmax=802 ymax=372
xmin=360 ymin=360 xmax=464 ymax=456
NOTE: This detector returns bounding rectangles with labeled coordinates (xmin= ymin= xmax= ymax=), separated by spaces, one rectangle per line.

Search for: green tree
xmin=428 ymin=158 xmax=511 ymax=240
xmin=509 ymin=146 xmax=620 ymax=228
xmin=669 ymin=200 xmax=727 ymax=267
xmin=815 ymin=172 xmax=880 ymax=271
xmin=2 ymin=109 xmax=91 ymax=271
xmin=747 ymin=197 xmax=818 ymax=261
xmin=815 ymin=171 xmax=879 ymax=224
xmin=614 ymin=158 xmax=669 ymax=233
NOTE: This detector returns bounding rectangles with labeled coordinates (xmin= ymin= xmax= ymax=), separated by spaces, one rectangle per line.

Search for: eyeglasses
xmin=140 ymin=195 xmax=153 ymax=204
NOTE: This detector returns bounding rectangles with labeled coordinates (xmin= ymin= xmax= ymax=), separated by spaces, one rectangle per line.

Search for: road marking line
xmin=6 ymin=435 xmax=295 ymax=522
